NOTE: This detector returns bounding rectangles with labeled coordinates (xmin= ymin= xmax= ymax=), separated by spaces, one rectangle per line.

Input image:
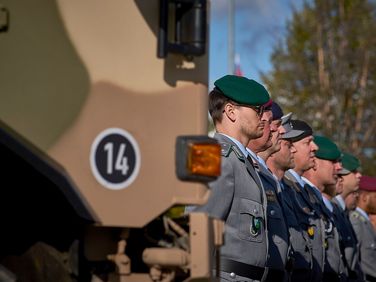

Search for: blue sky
xmin=209 ymin=0 xmax=305 ymax=88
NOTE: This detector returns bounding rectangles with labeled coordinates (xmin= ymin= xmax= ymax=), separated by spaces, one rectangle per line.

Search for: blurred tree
xmin=262 ymin=0 xmax=376 ymax=174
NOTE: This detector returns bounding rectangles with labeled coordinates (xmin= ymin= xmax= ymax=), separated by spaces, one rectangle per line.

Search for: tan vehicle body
xmin=0 ymin=0 xmax=222 ymax=281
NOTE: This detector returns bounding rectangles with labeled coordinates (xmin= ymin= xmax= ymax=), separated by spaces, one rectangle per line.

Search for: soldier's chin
xmin=254 ymin=131 xmax=264 ymax=139
xmin=312 ymin=159 xmax=317 ymax=169
xmin=309 ymin=161 xmax=316 ymax=170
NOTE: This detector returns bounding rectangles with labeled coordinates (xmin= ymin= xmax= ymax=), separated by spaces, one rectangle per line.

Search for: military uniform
xmin=302 ymin=180 xmax=347 ymax=282
xmin=279 ymin=178 xmax=313 ymax=280
xmin=191 ymin=74 xmax=271 ymax=281
xmin=332 ymin=197 xmax=363 ymax=281
xmin=194 ymin=133 xmax=268 ymax=281
xmin=284 ymin=170 xmax=324 ymax=282
xmin=350 ymin=207 xmax=376 ymax=282
xmin=333 ymin=151 xmax=364 ymax=281
xmin=249 ymin=154 xmax=290 ymax=281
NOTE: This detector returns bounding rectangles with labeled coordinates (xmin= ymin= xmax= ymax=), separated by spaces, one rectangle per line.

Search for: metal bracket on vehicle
xmin=0 ymin=6 xmax=9 ymax=32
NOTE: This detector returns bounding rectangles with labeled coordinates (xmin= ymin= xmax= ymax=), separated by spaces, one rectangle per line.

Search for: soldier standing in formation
xmin=350 ymin=176 xmax=376 ymax=282
xmin=334 ymin=153 xmax=363 ymax=212
xmin=267 ymin=118 xmax=316 ymax=282
xmin=332 ymin=153 xmax=364 ymax=281
xmin=282 ymin=120 xmax=325 ymax=282
xmin=191 ymin=75 xmax=270 ymax=281
xmin=302 ymin=136 xmax=346 ymax=281
xmin=247 ymin=102 xmax=301 ymax=281
xmin=188 ymin=74 xmax=375 ymax=282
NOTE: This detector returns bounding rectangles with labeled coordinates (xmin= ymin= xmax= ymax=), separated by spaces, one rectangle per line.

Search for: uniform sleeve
xmin=193 ymin=156 xmax=235 ymax=220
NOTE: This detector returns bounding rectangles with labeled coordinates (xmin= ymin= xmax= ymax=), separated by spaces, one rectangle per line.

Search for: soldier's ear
xmin=223 ymin=103 xmax=237 ymax=122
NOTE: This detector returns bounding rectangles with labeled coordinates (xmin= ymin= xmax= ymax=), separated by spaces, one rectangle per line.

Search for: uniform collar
xmin=246 ymin=148 xmax=257 ymax=160
xmin=356 ymin=207 xmax=370 ymax=221
xmin=246 ymin=148 xmax=266 ymax=168
xmin=302 ymin=176 xmax=324 ymax=200
xmin=219 ymin=133 xmax=248 ymax=158
xmin=322 ymin=196 xmax=334 ymax=212
xmin=335 ymin=195 xmax=346 ymax=211
xmin=257 ymin=156 xmax=269 ymax=171
xmin=288 ymin=169 xmax=306 ymax=188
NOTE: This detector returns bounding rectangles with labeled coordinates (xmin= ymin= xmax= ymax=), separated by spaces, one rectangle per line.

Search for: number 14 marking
xmin=104 ymin=142 xmax=129 ymax=175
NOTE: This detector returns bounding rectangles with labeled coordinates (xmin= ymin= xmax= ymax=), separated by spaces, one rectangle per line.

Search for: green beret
xmin=340 ymin=152 xmax=361 ymax=174
xmin=314 ymin=135 xmax=341 ymax=161
xmin=214 ymin=75 xmax=270 ymax=106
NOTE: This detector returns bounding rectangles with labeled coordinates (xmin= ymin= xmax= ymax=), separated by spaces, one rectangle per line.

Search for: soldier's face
xmin=250 ymin=110 xmax=274 ymax=151
xmin=335 ymin=176 xmax=344 ymax=195
xmin=342 ymin=171 xmax=362 ymax=195
xmin=274 ymin=139 xmax=296 ymax=171
xmin=369 ymin=214 xmax=376 ymax=231
xmin=365 ymin=192 xmax=376 ymax=214
xmin=237 ymin=105 xmax=264 ymax=140
xmin=292 ymin=136 xmax=318 ymax=172
xmin=316 ymin=158 xmax=342 ymax=187
xmin=268 ymin=120 xmax=284 ymax=154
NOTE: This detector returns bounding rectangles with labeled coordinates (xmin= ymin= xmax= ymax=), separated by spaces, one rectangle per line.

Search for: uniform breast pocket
xmin=238 ymin=198 xmax=264 ymax=243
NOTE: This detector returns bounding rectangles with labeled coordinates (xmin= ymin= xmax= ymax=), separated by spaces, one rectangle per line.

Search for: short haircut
xmin=208 ymin=87 xmax=232 ymax=125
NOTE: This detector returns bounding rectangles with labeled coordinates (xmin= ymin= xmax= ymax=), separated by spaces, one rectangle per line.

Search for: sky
xmin=209 ymin=0 xmax=306 ymax=89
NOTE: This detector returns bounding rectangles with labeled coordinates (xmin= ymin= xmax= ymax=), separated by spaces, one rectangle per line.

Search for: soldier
xmin=282 ymin=120 xmax=324 ymax=282
xmin=257 ymin=103 xmax=299 ymax=161
xmin=334 ymin=153 xmax=362 ymax=211
xmin=346 ymin=189 xmax=361 ymax=212
xmin=369 ymin=214 xmax=376 ymax=232
xmin=332 ymin=153 xmax=364 ymax=281
xmin=191 ymin=75 xmax=270 ymax=281
xmin=302 ymin=135 xmax=347 ymax=281
xmin=350 ymin=176 xmax=376 ymax=282
xmin=266 ymin=117 xmax=320 ymax=282
xmin=247 ymin=102 xmax=301 ymax=281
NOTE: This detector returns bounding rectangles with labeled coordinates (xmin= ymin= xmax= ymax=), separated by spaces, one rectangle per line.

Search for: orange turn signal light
xmin=188 ymin=143 xmax=221 ymax=177
xmin=176 ymin=136 xmax=221 ymax=183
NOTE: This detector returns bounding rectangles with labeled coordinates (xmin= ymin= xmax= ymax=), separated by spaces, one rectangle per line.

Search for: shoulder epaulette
xmin=219 ymin=142 xmax=245 ymax=161
xmin=351 ymin=211 xmax=359 ymax=218
xmin=288 ymin=180 xmax=301 ymax=193
xmin=232 ymin=145 xmax=245 ymax=161
xmin=284 ymin=175 xmax=301 ymax=193
xmin=291 ymin=184 xmax=301 ymax=193
xmin=350 ymin=210 xmax=366 ymax=222
xmin=220 ymin=142 xmax=232 ymax=157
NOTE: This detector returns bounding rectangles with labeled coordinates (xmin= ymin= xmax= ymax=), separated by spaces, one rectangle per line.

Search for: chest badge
xmin=250 ymin=217 xmax=262 ymax=236
xmin=307 ymin=226 xmax=315 ymax=238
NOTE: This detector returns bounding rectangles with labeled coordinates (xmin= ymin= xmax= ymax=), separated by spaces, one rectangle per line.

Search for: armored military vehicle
xmin=0 ymin=0 xmax=222 ymax=281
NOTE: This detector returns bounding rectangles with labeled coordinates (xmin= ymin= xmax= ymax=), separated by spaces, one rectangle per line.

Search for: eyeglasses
xmin=231 ymin=102 xmax=265 ymax=117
